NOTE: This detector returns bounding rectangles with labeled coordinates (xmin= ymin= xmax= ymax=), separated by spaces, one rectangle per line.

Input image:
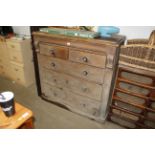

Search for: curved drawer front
xmin=118 ymin=82 xmax=150 ymax=96
xmin=121 ymin=71 xmax=153 ymax=85
xmin=39 ymin=68 xmax=103 ymax=101
xmin=69 ymin=49 xmax=106 ymax=68
xmin=39 ymin=43 xmax=69 ymax=59
xmin=112 ymin=109 xmax=139 ymax=121
xmin=38 ymin=54 xmax=105 ymax=84
xmin=41 ymin=82 xmax=100 ymax=117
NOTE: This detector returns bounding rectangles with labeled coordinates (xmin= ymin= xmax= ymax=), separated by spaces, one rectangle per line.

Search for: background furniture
xmin=0 ymin=37 xmax=34 ymax=87
xmin=108 ymin=30 xmax=155 ymax=128
xmin=0 ymin=102 xmax=33 ymax=129
xmin=33 ymin=31 xmax=125 ymax=122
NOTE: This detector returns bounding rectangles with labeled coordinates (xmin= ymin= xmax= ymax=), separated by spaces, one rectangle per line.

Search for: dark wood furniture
xmin=32 ymin=31 xmax=125 ymax=122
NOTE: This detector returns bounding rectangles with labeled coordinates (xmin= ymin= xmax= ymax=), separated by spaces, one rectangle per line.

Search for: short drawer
xmin=69 ymin=49 xmax=106 ymax=68
xmin=7 ymin=41 xmax=21 ymax=51
xmin=38 ymin=54 xmax=105 ymax=84
xmin=10 ymin=64 xmax=25 ymax=84
xmin=39 ymin=68 xmax=103 ymax=101
xmin=39 ymin=43 xmax=69 ymax=59
xmin=9 ymin=50 xmax=23 ymax=63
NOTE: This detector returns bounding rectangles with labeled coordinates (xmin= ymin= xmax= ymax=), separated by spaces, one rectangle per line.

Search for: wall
xmin=13 ymin=26 xmax=30 ymax=36
xmin=12 ymin=26 xmax=155 ymax=39
xmin=118 ymin=26 xmax=155 ymax=39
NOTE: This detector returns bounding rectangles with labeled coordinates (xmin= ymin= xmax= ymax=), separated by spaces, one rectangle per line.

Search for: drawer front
xmin=117 ymin=81 xmax=150 ymax=96
xmin=10 ymin=64 xmax=25 ymax=84
xmin=41 ymin=82 xmax=100 ymax=117
xmin=113 ymin=101 xmax=143 ymax=114
xmin=9 ymin=50 xmax=23 ymax=63
xmin=116 ymin=91 xmax=145 ymax=105
xmin=38 ymin=54 xmax=105 ymax=84
xmin=110 ymin=115 xmax=136 ymax=128
xmin=112 ymin=108 xmax=139 ymax=121
xmin=69 ymin=49 xmax=106 ymax=68
xmin=7 ymin=42 xmax=21 ymax=51
xmin=39 ymin=68 xmax=103 ymax=101
xmin=39 ymin=43 xmax=69 ymax=59
xmin=120 ymin=70 xmax=153 ymax=86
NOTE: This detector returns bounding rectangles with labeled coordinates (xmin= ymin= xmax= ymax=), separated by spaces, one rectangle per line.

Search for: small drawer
xmin=115 ymin=91 xmax=146 ymax=105
xmin=113 ymin=101 xmax=143 ymax=114
xmin=10 ymin=64 xmax=25 ymax=84
xmin=39 ymin=68 xmax=103 ymax=101
xmin=117 ymin=81 xmax=150 ymax=96
xmin=7 ymin=41 xmax=21 ymax=51
xmin=38 ymin=54 xmax=105 ymax=84
xmin=69 ymin=49 xmax=106 ymax=68
xmin=9 ymin=50 xmax=23 ymax=63
xmin=120 ymin=70 xmax=153 ymax=86
xmin=110 ymin=115 xmax=136 ymax=128
xmin=112 ymin=108 xmax=139 ymax=121
xmin=39 ymin=43 xmax=69 ymax=59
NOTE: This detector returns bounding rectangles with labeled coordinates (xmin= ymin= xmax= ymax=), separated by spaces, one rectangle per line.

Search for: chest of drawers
xmin=33 ymin=32 xmax=124 ymax=121
xmin=0 ymin=38 xmax=34 ymax=87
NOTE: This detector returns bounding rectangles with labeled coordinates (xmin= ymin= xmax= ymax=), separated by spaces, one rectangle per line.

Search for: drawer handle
xmin=50 ymin=49 xmax=55 ymax=56
xmin=82 ymin=57 xmax=88 ymax=62
xmin=13 ymin=56 xmax=17 ymax=60
xmin=17 ymin=78 xmax=20 ymax=81
xmin=82 ymin=87 xmax=88 ymax=92
xmin=51 ymin=62 xmax=56 ymax=67
xmin=15 ymin=68 xmax=19 ymax=71
xmin=11 ymin=45 xmax=15 ymax=48
xmin=53 ymin=79 xmax=57 ymax=82
xmin=53 ymin=92 xmax=57 ymax=97
xmin=83 ymin=71 xmax=88 ymax=76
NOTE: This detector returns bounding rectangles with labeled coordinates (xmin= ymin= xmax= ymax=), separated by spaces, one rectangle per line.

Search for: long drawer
xmin=41 ymin=82 xmax=101 ymax=117
xmin=69 ymin=49 xmax=106 ymax=68
xmin=39 ymin=68 xmax=103 ymax=101
xmin=37 ymin=54 xmax=105 ymax=84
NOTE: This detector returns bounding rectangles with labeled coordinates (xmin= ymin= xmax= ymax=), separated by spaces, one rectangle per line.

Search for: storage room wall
xmin=12 ymin=26 xmax=155 ymax=39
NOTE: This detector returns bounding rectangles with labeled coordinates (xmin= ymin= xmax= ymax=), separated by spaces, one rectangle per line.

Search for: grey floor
xmin=0 ymin=76 xmax=123 ymax=129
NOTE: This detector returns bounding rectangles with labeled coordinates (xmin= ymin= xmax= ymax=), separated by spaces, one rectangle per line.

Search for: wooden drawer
xmin=115 ymin=91 xmax=146 ymax=106
xmin=69 ymin=49 xmax=106 ymax=68
xmin=38 ymin=54 xmax=105 ymax=84
xmin=109 ymin=115 xmax=136 ymax=128
xmin=10 ymin=63 xmax=25 ymax=85
xmin=9 ymin=50 xmax=23 ymax=63
xmin=119 ymin=69 xmax=154 ymax=86
xmin=117 ymin=81 xmax=150 ymax=96
xmin=113 ymin=101 xmax=143 ymax=114
xmin=39 ymin=68 xmax=103 ymax=101
xmin=7 ymin=41 xmax=21 ymax=51
xmin=112 ymin=108 xmax=139 ymax=121
xmin=41 ymin=82 xmax=100 ymax=117
xmin=39 ymin=43 xmax=69 ymax=59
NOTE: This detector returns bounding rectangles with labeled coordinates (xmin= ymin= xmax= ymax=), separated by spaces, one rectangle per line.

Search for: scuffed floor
xmin=0 ymin=76 xmax=123 ymax=129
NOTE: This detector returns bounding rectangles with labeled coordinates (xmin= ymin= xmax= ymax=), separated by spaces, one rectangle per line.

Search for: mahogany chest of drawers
xmin=33 ymin=32 xmax=124 ymax=122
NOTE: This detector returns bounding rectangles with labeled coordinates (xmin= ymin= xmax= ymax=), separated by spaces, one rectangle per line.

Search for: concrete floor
xmin=0 ymin=76 xmax=123 ymax=129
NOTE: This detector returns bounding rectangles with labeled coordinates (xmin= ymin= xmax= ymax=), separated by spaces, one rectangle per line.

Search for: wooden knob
xmin=83 ymin=71 xmax=88 ymax=76
xmin=50 ymin=49 xmax=55 ymax=56
xmin=82 ymin=87 xmax=88 ymax=92
xmin=51 ymin=62 xmax=56 ymax=67
xmin=82 ymin=57 xmax=88 ymax=62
